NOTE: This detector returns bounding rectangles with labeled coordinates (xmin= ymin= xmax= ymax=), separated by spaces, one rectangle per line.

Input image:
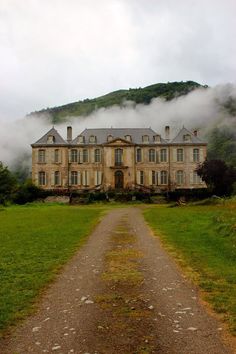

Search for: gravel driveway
xmin=0 ymin=207 xmax=234 ymax=354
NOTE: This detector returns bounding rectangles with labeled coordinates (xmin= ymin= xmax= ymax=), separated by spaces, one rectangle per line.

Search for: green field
xmin=144 ymin=200 xmax=236 ymax=334
xmin=0 ymin=204 xmax=103 ymax=335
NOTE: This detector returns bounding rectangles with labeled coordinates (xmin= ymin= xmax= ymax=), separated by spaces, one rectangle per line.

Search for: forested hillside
xmin=29 ymin=81 xmax=205 ymax=123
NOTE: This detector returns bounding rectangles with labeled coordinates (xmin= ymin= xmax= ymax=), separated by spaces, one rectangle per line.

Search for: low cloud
xmin=0 ymin=84 xmax=235 ymax=171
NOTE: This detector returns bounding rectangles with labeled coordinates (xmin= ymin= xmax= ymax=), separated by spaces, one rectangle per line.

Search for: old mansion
xmin=31 ymin=126 xmax=207 ymax=191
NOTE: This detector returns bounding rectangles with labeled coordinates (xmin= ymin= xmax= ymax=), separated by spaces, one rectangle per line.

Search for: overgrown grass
xmin=144 ymin=201 xmax=236 ymax=334
xmin=0 ymin=204 xmax=103 ymax=335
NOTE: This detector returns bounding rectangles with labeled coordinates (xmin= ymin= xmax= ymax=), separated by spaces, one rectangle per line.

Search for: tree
xmin=197 ymin=159 xmax=236 ymax=196
xmin=0 ymin=162 xmax=17 ymax=205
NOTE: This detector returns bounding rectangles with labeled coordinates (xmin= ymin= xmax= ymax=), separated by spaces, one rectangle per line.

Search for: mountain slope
xmin=29 ymin=81 xmax=206 ymax=123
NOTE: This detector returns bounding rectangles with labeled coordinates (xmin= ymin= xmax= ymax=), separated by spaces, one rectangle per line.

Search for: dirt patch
xmin=0 ymin=207 xmax=234 ymax=354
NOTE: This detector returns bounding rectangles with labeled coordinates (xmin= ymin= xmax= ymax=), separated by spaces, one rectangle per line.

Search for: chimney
xmin=165 ymin=126 xmax=170 ymax=140
xmin=193 ymin=129 xmax=198 ymax=137
xmin=67 ymin=126 xmax=72 ymax=142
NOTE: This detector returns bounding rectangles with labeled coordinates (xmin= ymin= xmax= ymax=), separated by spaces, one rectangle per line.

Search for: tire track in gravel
xmin=0 ymin=207 xmax=234 ymax=354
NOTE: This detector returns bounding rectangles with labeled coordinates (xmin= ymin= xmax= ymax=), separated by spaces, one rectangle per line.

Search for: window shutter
xmin=190 ymin=148 xmax=194 ymax=162
xmin=183 ymin=172 xmax=186 ymax=184
xmin=69 ymin=171 xmax=72 ymax=186
xmin=80 ymin=150 xmax=83 ymax=163
xmin=190 ymin=172 xmax=193 ymax=184
xmin=51 ymin=172 xmax=55 ymax=186
xmin=59 ymin=150 xmax=62 ymax=163
xmin=87 ymin=171 xmax=90 ymax=186
xmin=94 ymin=171 xmax=98 ymax=186
xmin=166 ymin=149 xmax=169 ymax=162
xmin=58 ymin=172 xmax=61 ymax=185
xmin=87 ymin=150 xmax=90 ymax=163
xmin=136 ymin=171 xmax=140 ymax=184
xmin=141 ymin=149 xmax=144 ymax=163
xmin=200 ymin=149 xmax=204 ymax=162
xmin=149 ymin=170 xmax=152 ymax=185
xmin=69 ymin=150 xmax=72 ymax=163
xmin=156 ymin=172 xmax=159 ymax=185
xmin=173 ymin=148 xmax=177 ymax=162
xmin=45 ymin=173 xmax=48 ymax=186
xmin=51 ymin=150 xmax=54 ymax=163
xmin=91 ymin=150 xmax=95 ymax=163
xmin=35 ymin=173 xmax=39 ymax=185
xmin=82 ymin=171 xmax=86 ymax=186
xmin=78 ymin=171 xmax=81 ymax=185
xmin=98 ymin=171 xmax=102 ymax=185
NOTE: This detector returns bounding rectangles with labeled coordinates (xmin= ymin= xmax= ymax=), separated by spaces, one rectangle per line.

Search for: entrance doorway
xmin=115 ymin=170 xmax=124 ymax=189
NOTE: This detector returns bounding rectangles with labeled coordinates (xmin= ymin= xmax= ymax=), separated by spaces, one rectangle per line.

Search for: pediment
xmin=104 ymin=137 xmax=134 ymax=146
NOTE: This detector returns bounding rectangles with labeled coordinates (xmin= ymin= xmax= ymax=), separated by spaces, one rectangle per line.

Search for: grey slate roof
xmin=32 ymin=127 xmax=67 ymax=146
xmin=72 ymin=128 xmax=167 ymax=145
xmin=170 ymin=127 xmax=206 ymax=144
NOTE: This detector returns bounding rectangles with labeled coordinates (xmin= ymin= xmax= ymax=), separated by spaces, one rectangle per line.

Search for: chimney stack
xmin=193 ymin=129 xmax=198 ymax=137
xmin=165 ymin=125 xmax=170 ymax=140
xmin=67 ymin=126 xmax=72 ymax=142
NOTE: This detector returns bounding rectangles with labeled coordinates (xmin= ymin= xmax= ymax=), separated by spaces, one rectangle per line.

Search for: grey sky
xmin=0 ymin=0 xmax=236 ymax=121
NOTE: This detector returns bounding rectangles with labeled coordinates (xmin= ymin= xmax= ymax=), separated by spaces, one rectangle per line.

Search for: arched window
xmin=38 ymin=149 xmax=45 ymax=163
xmin=160 ymin=149 xmax=167 ymax=162
xmin=160 ymin=171 xmax=168 ymax=185
xmin=71 ymin=149 xmax=78 ymax=163
xmin=136 ymin=148 xmax=142 ymax=162
xmin=115 ymin=148 xmax=123 ymax=166
xmin=149 ymin=149 xmax=155 ymax=162
xmin=177 ymin=148 xmax=184 ymax=162
xmin=193 ymin=148 xmax=199 ymax=162
xmin=94 ymin=149 xmax=101 ymax=163
xmin=176 ymin=170 xmax=184 ymax=185
xmin=39 ymin=171 xmax=46 ymax=185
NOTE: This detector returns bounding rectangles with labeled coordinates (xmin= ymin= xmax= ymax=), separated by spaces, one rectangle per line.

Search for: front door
xmin=115 ymin=170 xmax=124 ymax=189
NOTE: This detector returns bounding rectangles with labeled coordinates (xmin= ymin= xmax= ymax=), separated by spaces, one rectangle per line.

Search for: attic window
xmin=142 ymin=135 xmax=149 ymax=143
xmin=125 ymin=135 xmax=132 ymax=142
xmin=89 ymin=135 xmax=96 ymax=143
xmin=107 ymin=134 xmax=113 ymax=142
xmin=153 ymin=135 xmax=161 ymax=143
xmin=183 ymin=134 xmax=191 ymax=142
xmin=78 ymin=135 xmax=85 ymax=144
xmin=47 ymin=135 xmax=55 ymax=144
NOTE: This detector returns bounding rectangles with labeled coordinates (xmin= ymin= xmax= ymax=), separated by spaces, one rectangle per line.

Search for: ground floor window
xmin=54 ymin=171 xmax=60 ymax=185
xmin=71 ymin=171 xmax=78 ymax=185
xmin=193 ymin=171 xmax=202 ymax=184
xmin=160 ymin=171 xmax=168 ymax=185
xmin=39 ymin=171 xmax=46 ymax=185
xmin=140 ymin=171 xmax=144 ymax=185
xmin=152 ymin=170 xmax=156 ymax=185
xmin=176 ymin=170 xmax=184 ymax=185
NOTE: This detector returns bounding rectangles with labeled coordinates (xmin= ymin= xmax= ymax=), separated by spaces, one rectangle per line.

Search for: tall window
xmin=140 ymin=171 xmax=144 ymax=185
xmin=160 ymin=149 xmax=167 ymax=162
xmin=193 ymin=171 xmax=201 ymax=184
xmin=160 ymin=171 xmax=167 ymax=185
xmin=38 ymin=149 xmax=45 ymax=163
xmin=149 ymin=149 xmax=155 ymax=162
xmin=71 ymin=171 xmax=78 ymax=185
xmin=39 ymin=171 xmax=46 ymax=185
xmin=54 ymin=171 xmax=60 ymax=185
xmin=176 ymin=170 xmax=184 ymax=185
xmin=54 ymin=149 xmax=59 ymax=163
xmin=136 ymin=148 xmax=142 ymax=163
xmin=152 ymin=171 xmax=156 ymax=185
xmin=115 ymin=148 xmax=123 ymax=166
xmin=193 ymin=148 xmax=199 ymax=162
xmin=177 ymin=148 xmax=184 ymax=162
xmin=94 ymin=149 xmax=101 ymax=163
xmin=71 ymin=149 xmax=78 ymax=163
xmin=83 ymin=149 xmax=88 ymax=163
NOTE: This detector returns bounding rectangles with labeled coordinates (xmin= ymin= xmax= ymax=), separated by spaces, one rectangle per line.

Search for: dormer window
xmin=47 ymin=135 xmax=55 ymax=144
xmin=183 ymin=134 xmax=191 ymax=142
xmin=77 ymin=135 xmax=85 ymax=144
xmin=125 ymin=135 xmax=132 ymax=142
xmin=142 ymin=135 xmax=149 ymax=143
xmin=89 ymin=135 xmax=96 ymax=143
xmin=107 ymin=134 xmax=113 ymax=142
xmin=153 ymin=135 xmax=161 ymax=143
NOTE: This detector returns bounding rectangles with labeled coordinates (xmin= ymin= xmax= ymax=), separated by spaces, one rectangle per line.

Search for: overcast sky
xmin=0 ymin=0 xmax=236 ymax=121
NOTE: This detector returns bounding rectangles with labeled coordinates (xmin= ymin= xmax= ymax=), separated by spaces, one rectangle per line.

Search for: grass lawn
xmin=144 ymin=200 xmax=236 ymax=334
xmin=0 ymin=203 xmax=104 ymax=335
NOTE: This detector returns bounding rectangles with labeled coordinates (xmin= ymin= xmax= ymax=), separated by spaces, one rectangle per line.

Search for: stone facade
xmin=31 ymin=126 xmax=207 ymax=191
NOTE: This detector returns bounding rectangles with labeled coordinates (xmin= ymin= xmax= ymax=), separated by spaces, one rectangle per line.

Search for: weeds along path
xmin=0 ymin=208 xmax=233 ymax=354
